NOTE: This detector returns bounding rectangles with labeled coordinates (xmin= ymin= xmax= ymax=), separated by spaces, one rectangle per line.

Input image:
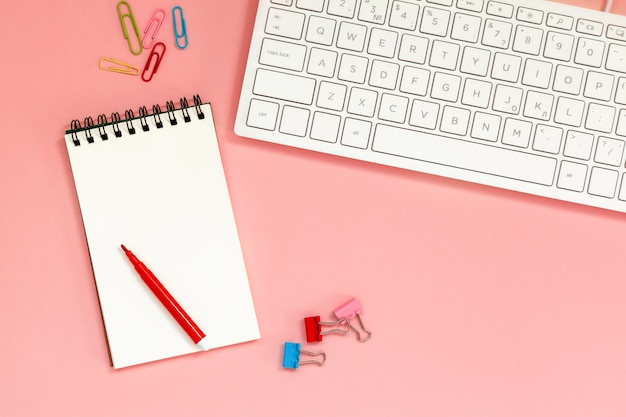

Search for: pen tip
xmin=121 ymin=244 xmax=128 ymax=253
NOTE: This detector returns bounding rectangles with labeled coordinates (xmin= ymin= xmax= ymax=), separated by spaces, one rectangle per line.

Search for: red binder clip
xmin=333 ymin=298 xmax=372 ymax=342
xmin=304 ymin=316 xmax=349 ymax=343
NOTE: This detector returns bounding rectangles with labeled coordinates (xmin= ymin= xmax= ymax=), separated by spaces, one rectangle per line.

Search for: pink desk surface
xmin=2 ymin=1 xmax=626 ymax=416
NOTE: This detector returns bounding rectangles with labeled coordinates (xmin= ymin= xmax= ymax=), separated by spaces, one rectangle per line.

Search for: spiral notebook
xmin=65 ymin=95 xmax=259 ymax=369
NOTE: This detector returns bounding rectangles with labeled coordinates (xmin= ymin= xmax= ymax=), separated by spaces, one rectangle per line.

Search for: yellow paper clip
xmin=142 ymin=9 xmax=166 ymax=49
xmin=117 ymin=1 xmax=142 ymax=55
xmin=99 ymin=57 xmax=140 ymax=75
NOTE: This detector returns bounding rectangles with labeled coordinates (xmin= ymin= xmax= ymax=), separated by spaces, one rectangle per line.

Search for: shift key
xmin=253 ymin=68 xmax=316 ymax=105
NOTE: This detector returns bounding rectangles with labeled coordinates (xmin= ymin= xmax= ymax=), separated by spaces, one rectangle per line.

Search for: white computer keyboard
xmin=235 ymin=0 xmax=626 ymax=212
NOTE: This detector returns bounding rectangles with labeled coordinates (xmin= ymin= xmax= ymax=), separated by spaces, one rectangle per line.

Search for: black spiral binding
xmin=67 ymin=95 xmax=205 ymax=146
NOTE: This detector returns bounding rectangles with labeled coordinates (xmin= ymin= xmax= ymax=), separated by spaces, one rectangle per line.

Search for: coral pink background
xmin=1 ymin=1 xmax=625 ymax=416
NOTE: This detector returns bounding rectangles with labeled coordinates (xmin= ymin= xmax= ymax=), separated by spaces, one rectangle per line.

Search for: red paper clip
xmin=333 ymin=298 xmax=372 ymax=342
xmin=304 ymin=316 xmax=350 ymax=342
xmin=141 ymin=42 xmax=166 ymax=82
xmin=142 ymin=9 xmax=166 ymax=49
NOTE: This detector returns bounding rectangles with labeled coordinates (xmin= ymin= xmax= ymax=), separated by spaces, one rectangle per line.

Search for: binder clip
xmin=304 ymin=316 xmax=349 ymax=343
xmin=333 ymin=298 xmax=372 ymax=343
xmin=282 ymin=342 xmax=326 ymax=369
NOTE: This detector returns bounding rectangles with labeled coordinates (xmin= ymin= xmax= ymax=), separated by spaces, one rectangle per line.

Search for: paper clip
xmin=142 ymin=9 xmax=166 ymax=49
xmin=333 ymin=298 xmax=372 ymax=343
xmin=99 ymin=57 xmax=140 ymax=75
xmin=304 ymin=316 xmax=350 ymax=343
xmin=141 ymin=42 xmax=166 ymax=82
xmin=172 ymin=6 xmax=188 ymax=49
xmin=282 ymin=342 xmax=326 ymax=369
xmin=117 ymin=1 xmax=142 ymax=55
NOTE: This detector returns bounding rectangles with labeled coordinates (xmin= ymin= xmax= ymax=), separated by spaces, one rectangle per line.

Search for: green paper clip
xmin=117 ymin=1 xmax=142 ymax=55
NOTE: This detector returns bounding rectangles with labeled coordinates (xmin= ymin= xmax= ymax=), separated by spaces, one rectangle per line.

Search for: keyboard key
xmin=618 ymin=110 xmax=626 ymax=137
xmin=399 ymin=66 xmax=430 ymax=96
xmin=583 ymin=71 xmax=615 ymax=101
xmin=358 ymin=0 xmax=389 ymax=24
xmin=328 ymin=0 xmax=357 ymax=18
xmin=574 ymin=37 xmax=605 ymax=67
xmin=512 ymin=25 xmax=543 ymax=55
xmin=265 ymin=8 xmax=306 ymax=39
xmin=296 ymin=0 xmax=324 ymax=11
xmin=492 ymin=84 xmax=523 ymax=114
xmin=491 ymin=52 xmax=521 ymax=82
xmin=372 ymin=124 xmax=557 ymax=186
xmin=440 ymin=106 xmax=471 ymax=136
xmin=451 ymin=13 xmax=482 ymax=43
xmin=516 ymin=7 xmax=543 ymax=24
xmin=521 ymin=59 xmax=552 ymax=89
xmin=563 ymin=130 xmax=594 ymax=160
xmin=379 ymin=93 xmax=409 ymax=123
xmin=279 ymin=106 xmax=310 ymax=136
xmin=459 ymin=46 xmax=491 ymax=76
xmin=307 ymin=48 xmax=338 ymax=77
xmin=482 ymin=19 xmax=512 ymax=49
xmin=420 ymin=7 xmax=451 ymax=37
xmin=259 ymin=38 xmax=307 ymax=71
xmin=607 ymin=25 xmax=626 ymax=42
xmin=337 ymin=22 xmax=368 ymax=51
xmin=369 ymin=60 xmax=400 ymax=89
xmin=594 ymin=137 xmax=624 ymax=166
xmin=546 ymin=13 xmax=573 ymax=30
xmin=461 ymin=78 xmax=492 ymax=108
xmin=485 ymin=1 xmax=513 ymax=18
xmin=253 ymin=69 xmax=316 ymax=104
xmin=523 ymin=90 xmax=553 ymax=121
xmin=368 ymin=28 xmax=399 ymax=58
xmin=471 ymin=112 xmax=501 ymax=141
xmin=544 ymin=31 xmax=574 ymax=61
xmin=246 ymin=99 xmax=279 ymax=130
xmin=606 ymin=43 xmax=626 ymax=73
xmin=557 ymin=161 xmax=587 ymax=192
xmin=576 ymin=19 xmax=603 ymax=36
xmin=502 ymin=118 xmax=532 ymax=147
xmin=457 ymin=0 xmax=484 ymax=12
xmin=310 ymin=111 xmax=341 ymax=142
xmin=533 ymin=125 xmax=562 ymax=154
xmin=588 ymin=167 xmax=618 ymax=198
xmin=409 ymin=99 xmax=440 ymax=129
xmin=398 ymin=34 xmax=429 ymax=64
xmin=431 ymin=72 xmax=461 ymax=101
xmin=338 ymin=54 xmax=369 ymax=83
xmin=427 ymin=0 xmax=453 ymax=5
xmin=429 ymin=40 xmax=460 ymax=70
xmin=342 ymin=118 xmax=372 ymax=148
xmin=585 ymin=103 xmax=615 ymax=133
xmin=306 ymin=16 xmax=337 ymax=46
xmin=271 ymin=0 xmax=293 ymax=5
xmin=347 ymin=87 xmax=379 ymax=117
xmin=553 ymin=65 xmax=583 ymax=95
xmin=617 ymin=77 xmax=626 ymax=104
xmin=554 ymin=97 xmax=585 ymax=127
xmin=389 ymin=1 xmax=420 ymax=30
xmin=317 ymin=81 xmax=347 ymax=110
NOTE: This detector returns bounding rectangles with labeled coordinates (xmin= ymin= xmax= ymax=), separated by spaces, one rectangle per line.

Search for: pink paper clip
xmin=304 ymin=316 xmax=350 ymax=343
xmin=333 ymin=298 xmax=372 ymax=342
xmin=141 ymin=42 xmax=166 ymax=82
xmin=142 ymin=9 xmax=166 ymax=49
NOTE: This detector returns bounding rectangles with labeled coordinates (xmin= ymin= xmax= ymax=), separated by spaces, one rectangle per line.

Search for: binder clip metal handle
xmin=333 ymin=298 xmax=372 ymax=343
xmin=283 ymin=342 xmax=326 ymax=369
xmin=304 ymin=316 xmax=350 ymax=343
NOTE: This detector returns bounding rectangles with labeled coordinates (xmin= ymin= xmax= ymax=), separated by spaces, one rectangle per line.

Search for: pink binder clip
xmin=333 ymin=298 xmax=372 ymax=342
xmin=304 ymin=316 xmax=349 ymax=343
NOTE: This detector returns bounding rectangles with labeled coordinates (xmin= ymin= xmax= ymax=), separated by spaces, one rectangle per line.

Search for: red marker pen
xmin=121 ymin=244 xmax=210 ymax=351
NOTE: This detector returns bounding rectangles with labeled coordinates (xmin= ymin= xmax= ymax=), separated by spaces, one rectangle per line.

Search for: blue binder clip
xmin=282 ymin=342 xmax=326 ymax=369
